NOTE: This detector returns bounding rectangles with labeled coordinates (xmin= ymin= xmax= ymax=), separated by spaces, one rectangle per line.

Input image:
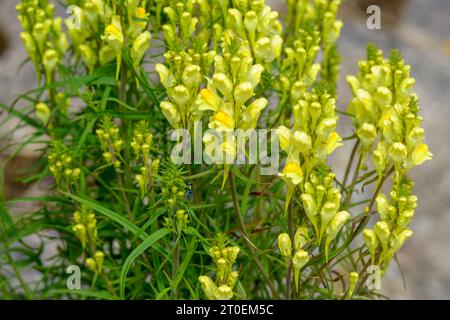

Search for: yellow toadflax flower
xmin=199 ymin=239 xmax=240 ymax=300
xmin=103 ymin=16 xmax=124 ymax=51
xmin=102 ymin=15 xmax=124 ymax=79
xmin=131 ymin=31 xmax=151 ymax=70
xmin=195 ymin=36 xmax=267 ymax=186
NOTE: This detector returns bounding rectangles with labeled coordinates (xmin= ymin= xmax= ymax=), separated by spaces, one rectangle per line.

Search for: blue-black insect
xmin=185 ymin=182 xmax=194 ymax=201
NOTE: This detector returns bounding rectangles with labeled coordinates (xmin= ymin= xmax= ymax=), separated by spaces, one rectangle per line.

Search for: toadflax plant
xmin=0 ymin=0 xmax=432 ymax=300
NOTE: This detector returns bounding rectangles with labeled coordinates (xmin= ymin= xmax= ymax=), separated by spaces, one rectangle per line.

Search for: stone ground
xmin=1 ymin=0 xmax=449 ymax=299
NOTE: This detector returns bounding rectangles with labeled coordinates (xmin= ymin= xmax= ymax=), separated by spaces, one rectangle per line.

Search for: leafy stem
xmin=228 ymin=170 xmax=280 ymax=299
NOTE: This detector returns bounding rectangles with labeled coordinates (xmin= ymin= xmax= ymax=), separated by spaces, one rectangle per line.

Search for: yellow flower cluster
xmin=158 ymin=161 xmax=188 ymax=210
xmin=280 ymin=28 xmax=321 ymax=94
xmin=156 ymin=50 xmax=214 ymax=130
xmin=347 ymin=45 xmax=432 ymax=269
xmin=73 ymin=206 xmax=105 ymax=274
xmin=16 ymin=0 xmax=69 ymax=84
xmin=156 ymin=0 xmax=221 ymax=131
xmin=96 ymin=117 xmax=123 ymax=170
xmin=276 ymin=89 xmax=342 ymax=209
xmin=224 ymin=0 xmax=283 ymax=67
xmin=301 ymin=171 xmax=349 ymax=260
xmin=278 ymin=228 xmax=310 ymax=291
xmin=347 ymin=46 xmax=432 ymax=175
xmin=363 ymin=177 xmax=416 ymax=268
xmin=131 ymin=121 xmax=155 ymax=199
xmin=66 ymin=0 xmax=111 ymax=71
xmin=284 ymin=0 xmax=343 ymax=94
xmin=48 ymin=142 xmax=81 ymax=188
xmin=65 ymin=0 xmax=150 ymax=77
xmin=197 ymin=33 xmax=268 ymax=181
xmin=199 ymin=244 xmax=240 ymax=300
xmin=162 ymin=0 xmax=199 ymax=45
xmin=73 ymin=206 xmax=98 ymax=248
xmin=161 ymin=0 xmax=229 ymax=52
xmin=276 ymin=88 xmax=349 ymax=288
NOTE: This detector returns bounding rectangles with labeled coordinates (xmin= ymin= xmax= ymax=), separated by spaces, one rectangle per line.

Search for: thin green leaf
xmin=63 ymin=193 xmax=148 ymax=240
xmin=119 ymin=228 xmax=170 ymax=299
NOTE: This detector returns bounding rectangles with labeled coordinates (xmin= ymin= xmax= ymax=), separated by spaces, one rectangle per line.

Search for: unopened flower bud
xmin=374 ymin=221 xmax=390 ymax=253
xmin=73 ymin=211 xmax=82 ymax=224
xmin=255 ymin=37 xmax=274 ymax=63
xmin=155 ymin=63 xmax=176 ymax=89
xmin=397 ymin=209 xmax=414 ymax=231
xmin=198 ymin=276 xmax=217 ymax=300
xmin=275 ymin=126 xmax=292 ymax=151
xmin=86 ymin=258 xmax=97 ymax=273
xmin=244 ymin=11 xmax=258 ymax=34
xmin=212 ymin=73 xmax=233 ymax=97
xmin=171 ymin=85 xmax=190 ymax=107
xmin=294 ymin=227 xmax=308 ymax=250
xmin=227 ymin=271 xmax=239 ymax=288
xmin=131 ymin=31 xmax=151 ymax=68
xmin=348 ymin=272 xmax=359 ymax=298
xmin=390 ymin=229 xmax=413 ymax=253
xmin=292 ymin=249 xmax=309 ymax=270
xmin=160 ymin=101 xmax=181 ymax=129
xmin=246 ymin=64 xmax=264 ymax=87
xmin=215 ymin=285 xmax=233 ymax=300
xmin=234 ymin=82 xmax=254 ymax=106
xmin=277 ymin=233 xmax=292 ymax=257
xmin=79 ymin=44 xmax=97 ymax=72
xmin=292 ymin=249 xmax=309 ymax=292
xmin=209 ymin=246 xmax=221 ymax=260
xmin=35 ymin=103 xmax=51 ymax=124
xmin=241 ymin=98 xmax=267 ymax=129
xmin=94 ymin=251 xmax=105 ymax=273
xmin=293 ymin=131 xmax=312 ymax=154
xmin=363 ymin=229 xmax=379 ymax=264
xmin=357 ymin=123 xmax=377 ymax=148
xmin=271 ymin=35 xmax=283 ymax=59
xmin=182 ymin=65 xmax=202 ymax=89
xmin=103 ymin=152 xmax=112 ymax=162
xmin=43 ymin=49 xmax=59 ymax=75
xmin=301 ymin=194 xmax=318 ymax=234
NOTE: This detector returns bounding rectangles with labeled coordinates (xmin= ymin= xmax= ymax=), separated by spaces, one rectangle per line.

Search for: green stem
xmin=171 ymin=235 xmax=180 ymax=299
xmin=228 ymin=171 xmax=280 ymax=299
xmin=255 ymin=165 xmax=263 ymax=220
xmin=286 ymin=202 xmax=295 ymax=300
xmin=286 ymin=263 xmax=293 ymax=300
xmin=118 ymin=55 xmax=133 ymax=214
xmin=87 ymin=236 xmax=117 ymax=296
xmin=343 ymin=151 xmax=364 ymax=209
xmin=108 ymin=143 xmax=133 ymax=221
xmin=1 ymin=228 xmax=33 ymax=299
xmin=342 ymin=140 xmax=360 ymax=192
xmin=314 ymin=166 xmax=395 ymax=286
xmin=288 ymin=201 xmax=295 ymax=240
xmin=352 ymin=166 xmax=395 ymax=239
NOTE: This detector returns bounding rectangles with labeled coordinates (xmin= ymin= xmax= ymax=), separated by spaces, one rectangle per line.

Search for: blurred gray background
xmin=1 ymin=0 xmax=449 ymax=299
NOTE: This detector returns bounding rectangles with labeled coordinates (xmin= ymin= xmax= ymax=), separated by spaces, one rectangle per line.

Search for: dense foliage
xmin=0 ymin=0 xmax=432 ymax=300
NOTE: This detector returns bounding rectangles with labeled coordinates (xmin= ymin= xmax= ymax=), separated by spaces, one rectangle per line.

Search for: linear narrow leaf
xmin=64 ymin=193 xmax=147 ymax=240
xmin=120 ymin=228 xmax=170 ymax=299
